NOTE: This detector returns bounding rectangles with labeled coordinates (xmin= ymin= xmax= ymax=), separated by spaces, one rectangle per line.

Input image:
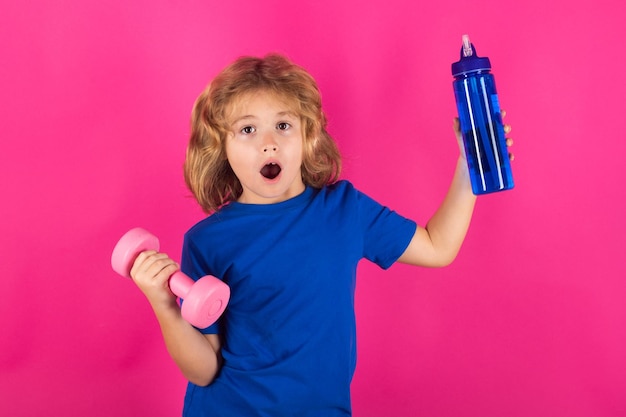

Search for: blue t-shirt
xmin=181 ymin=180 xmax=416 ymax=416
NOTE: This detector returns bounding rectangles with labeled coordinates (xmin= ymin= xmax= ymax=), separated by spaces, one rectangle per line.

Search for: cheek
xmin=225 ymin=137 xmax=245 ymax=159
xmin=224 ymin=142 xmax=243 ymax=169
xmin=222 ymin=135 xmax=233 ymax=161
xmin=287 ymin=142 xmax=304 ymax=168
xmin=297 ymin=140 xmax=311 ymax=164
xmin=225 ymin=141 xmax=258 ymax=175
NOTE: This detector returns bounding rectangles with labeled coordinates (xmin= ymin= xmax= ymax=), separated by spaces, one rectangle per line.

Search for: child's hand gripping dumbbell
xmin=111 ymin=227 xmax=230 ymax=328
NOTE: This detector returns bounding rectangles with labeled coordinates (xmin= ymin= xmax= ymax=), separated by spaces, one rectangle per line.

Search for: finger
xmin=502 ymin=110 xmax=507 ymax=118
xmin=504 ymin=124 xmax=511 ymax=134
xmin=509 ymin=152 xmax=515 ymax=162
xmin=132 ymin=252 xmax=176 ymax=280
xmin=144 ymin=254 xmax=177 ymax=276
xmin=453 ymin=117 xmax=460 ymax=133
xmin=130 ymin=250 xmax=159 ymax=277
xmin=506 ymin=138 xmax=514 ymax=147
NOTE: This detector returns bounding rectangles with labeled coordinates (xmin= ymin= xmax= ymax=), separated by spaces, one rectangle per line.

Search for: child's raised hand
xmin=130 ymin=250 xmax=180 ymax=310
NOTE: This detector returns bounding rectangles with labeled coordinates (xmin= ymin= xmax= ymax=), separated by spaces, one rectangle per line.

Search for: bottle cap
xmin=451 ymin=34 xmax=491 ymax=76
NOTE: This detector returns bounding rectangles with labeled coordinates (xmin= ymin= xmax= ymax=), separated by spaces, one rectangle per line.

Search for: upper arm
xmin=205 ymin=333 xmax=222 ymax=363
xmin=187 ymin=332 xmax=222 ymax=387
xmin=397 ymin=225 xmax=452 ymax=268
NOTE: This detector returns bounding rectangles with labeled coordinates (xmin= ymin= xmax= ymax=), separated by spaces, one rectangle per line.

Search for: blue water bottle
xmin=452 ymin=34 xmax=514 ymax=195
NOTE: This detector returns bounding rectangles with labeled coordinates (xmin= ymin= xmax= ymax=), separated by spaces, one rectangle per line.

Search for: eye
xmin=277 ymin=122 xmax=291 ymax=131
xmin=240 ymin=125 xmax=255 ymax=135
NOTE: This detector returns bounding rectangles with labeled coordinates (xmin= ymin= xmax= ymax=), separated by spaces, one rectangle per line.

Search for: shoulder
xmin=319 ymin=179 xmax=360 ymax=201
xmin=308 ymin=180 xmax=360 ymax=211
xmin=328 ymin=179 xmax=356 ymax=192
xmin=312 ymin=180 xmax=392 ymax=222
xmin=184 ymin=210 xmax=232 ymax=248
xmin=321 ymin=180 xmax=382 ymax=208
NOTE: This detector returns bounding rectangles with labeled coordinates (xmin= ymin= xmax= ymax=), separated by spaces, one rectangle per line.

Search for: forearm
xmin=130 ymin=251 xmax=222 ymax=386
xmin=152 ymin=302 xmax=222 ymax=386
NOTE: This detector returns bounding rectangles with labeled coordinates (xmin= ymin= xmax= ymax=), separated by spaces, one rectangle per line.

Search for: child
xmin=129 ymin=53 xmax=513 ymax=416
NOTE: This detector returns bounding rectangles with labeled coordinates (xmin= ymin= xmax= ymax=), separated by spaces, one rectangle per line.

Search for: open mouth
xmin=260 ymin=162 xmax=281 ymax=180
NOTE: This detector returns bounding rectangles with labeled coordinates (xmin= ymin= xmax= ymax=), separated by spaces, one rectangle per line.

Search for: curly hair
xmin=184 ymin=54 xmax=342 ymax=213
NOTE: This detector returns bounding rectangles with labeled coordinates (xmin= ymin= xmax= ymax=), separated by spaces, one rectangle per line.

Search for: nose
xmin=261 ymin=132 xmax=278 ymax=153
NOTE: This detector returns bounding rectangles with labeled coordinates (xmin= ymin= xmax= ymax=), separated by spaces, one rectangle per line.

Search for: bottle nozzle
xmin=462 ymin=34 xmax=473 ymax=57
xmin=452 ymin=34 xmax=491 ymax=76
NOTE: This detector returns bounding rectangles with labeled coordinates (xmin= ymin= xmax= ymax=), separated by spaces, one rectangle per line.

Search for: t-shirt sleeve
xmin=181 ymin=232 xmax=221 ymax=334
xmin=355 ymin=187 xmax=417 ymax=270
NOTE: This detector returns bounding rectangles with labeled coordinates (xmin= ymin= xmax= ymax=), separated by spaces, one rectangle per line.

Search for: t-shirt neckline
xmin=223 ymin=186 xmax=315 ymax=214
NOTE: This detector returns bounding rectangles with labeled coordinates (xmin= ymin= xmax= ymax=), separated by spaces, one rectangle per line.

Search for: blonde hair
xmin=184 ymin=53 xmax=342 ymax=213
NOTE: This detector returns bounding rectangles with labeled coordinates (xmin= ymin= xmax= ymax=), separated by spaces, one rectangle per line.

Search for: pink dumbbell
xmin=111 ymin=227 xmax=230 ymax=329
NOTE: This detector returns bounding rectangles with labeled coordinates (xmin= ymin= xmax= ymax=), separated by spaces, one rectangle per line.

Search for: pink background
xmin=1 ymin=1 xmax=624 ymax=416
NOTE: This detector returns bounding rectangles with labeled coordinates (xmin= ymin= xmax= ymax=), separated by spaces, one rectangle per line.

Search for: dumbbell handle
xmin=169 ymin=271 xmax=195 ymax=299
